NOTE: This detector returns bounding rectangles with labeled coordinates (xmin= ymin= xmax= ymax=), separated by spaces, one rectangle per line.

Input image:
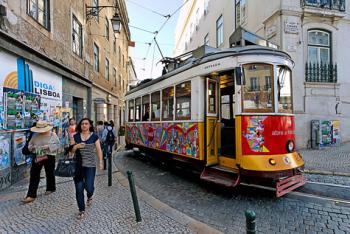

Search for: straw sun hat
xmin=30 ymin=120 xmax=53 ymax=133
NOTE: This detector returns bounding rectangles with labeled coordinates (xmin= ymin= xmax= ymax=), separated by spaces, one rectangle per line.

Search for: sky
xmin=126 ymin=0 xmax=184 ymax=81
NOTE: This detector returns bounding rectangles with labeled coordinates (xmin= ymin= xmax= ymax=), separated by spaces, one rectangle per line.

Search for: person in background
xmin=96 ymin=121 xmax=104 ymax=140
xmin=102 ymin=120 xmax=117 ymax=156
xmin=70 ymin=118 xmax=103 ymax=219
xmin=22 ymin=121 xmax=60 ymax=204
xmin=142 ymin=105 xmax=150 ymax=121
xmin=68 ymin=117 xmax=77 ymax=144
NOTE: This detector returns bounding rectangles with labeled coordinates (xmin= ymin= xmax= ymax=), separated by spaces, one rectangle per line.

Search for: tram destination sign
xmin=204 ymin=62 xmax=221 ymax=70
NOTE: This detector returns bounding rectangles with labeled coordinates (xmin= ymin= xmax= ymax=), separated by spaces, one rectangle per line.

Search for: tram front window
xmin=242 ymin=64 xmax=274 ymax=112
xmin=277 ymin=66 xmax=293 ymax=113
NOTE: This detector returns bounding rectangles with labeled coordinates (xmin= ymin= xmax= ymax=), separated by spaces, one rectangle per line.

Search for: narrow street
xmin=114 ymin=150 xmax=350 ymax=234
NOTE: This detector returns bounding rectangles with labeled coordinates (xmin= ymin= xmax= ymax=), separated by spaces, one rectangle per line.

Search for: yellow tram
xmin=124 ymin=45 xmax=305 ymax=197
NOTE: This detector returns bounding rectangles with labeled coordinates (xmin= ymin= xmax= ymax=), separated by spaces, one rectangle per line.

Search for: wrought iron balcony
xmin=302 ymin=0 xmax=345 ymax=11
xmin=305 ymin=62 xmax=337 ymax=83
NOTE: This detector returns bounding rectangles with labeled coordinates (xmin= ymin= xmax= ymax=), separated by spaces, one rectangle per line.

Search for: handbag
xmin=54 ymin=154 xmax=77 ymax=177
xmin=22 ymin=131 xmax=34 ymax=156
xmin=35 ymin=155 xmax=48 ymax=163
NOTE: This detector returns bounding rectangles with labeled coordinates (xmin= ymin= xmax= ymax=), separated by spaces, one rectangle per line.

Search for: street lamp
xmin=110 ymin=13 xmax=121 ymax=33
xmin=86 ymin=4 xmax=121 ymax=33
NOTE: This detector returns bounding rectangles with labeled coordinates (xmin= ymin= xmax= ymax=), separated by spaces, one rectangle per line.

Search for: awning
xmin=229 ymin=27 xmax=278 ymax=49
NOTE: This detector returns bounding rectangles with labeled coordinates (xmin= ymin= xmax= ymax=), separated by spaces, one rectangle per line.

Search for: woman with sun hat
xmin=22 ymin=120 xmax=60 ymax=204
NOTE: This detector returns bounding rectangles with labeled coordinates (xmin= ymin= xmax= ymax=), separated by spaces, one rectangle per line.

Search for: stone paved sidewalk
xmin=299 ymin=141 xmax=350 ymax=176
xmin=0 ymin=167 xmax=219 ymax=233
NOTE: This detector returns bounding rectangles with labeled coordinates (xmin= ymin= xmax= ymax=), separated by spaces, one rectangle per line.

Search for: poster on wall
xmin=60 ymin=107 xmax=72 ymax=146
xmin=0 ymin=51 xmax=63 ymax=129
xmin=23 ymin=93 xmax=41 ymax=128
xmin=3 ymin=88 xmax=41 ymax=129
xmin=0 ymin=133 xmax=11 ymax=170
xmin=13 ymin=131 xmax=26 ymax=166
xmin=3 ymin=88 xmax=24 ymax=129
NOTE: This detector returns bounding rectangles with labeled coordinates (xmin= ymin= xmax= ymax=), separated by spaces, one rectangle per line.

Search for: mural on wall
xmin=127 ymin=122 xmax=200 ymax=158
xmin=0 ymin=133 xmax=11 ymax=170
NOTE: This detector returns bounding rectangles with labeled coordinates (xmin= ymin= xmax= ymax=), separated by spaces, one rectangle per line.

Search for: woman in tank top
xmin=71 ymin=118 xmax=103 ymax=219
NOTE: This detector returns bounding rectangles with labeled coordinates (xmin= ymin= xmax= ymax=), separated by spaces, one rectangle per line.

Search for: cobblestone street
xmin=114 ymin=151 xmax=350 ymax=234
xmin=0 ymin=166 xmax=217 ymax=233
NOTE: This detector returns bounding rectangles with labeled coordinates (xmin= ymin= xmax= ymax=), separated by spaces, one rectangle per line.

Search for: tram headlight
xmin=286 ymin=140 xmax=295 ymax=153
xmin=269 ymin=158 xmax=276 ymax=166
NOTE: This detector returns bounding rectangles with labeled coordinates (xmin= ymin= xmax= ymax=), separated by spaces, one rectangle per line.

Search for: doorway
xmin=219 ymin=73 xmax=236 ymax=158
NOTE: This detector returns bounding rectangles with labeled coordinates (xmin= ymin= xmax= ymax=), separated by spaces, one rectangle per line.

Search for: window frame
xmin=105 ymin=17 xmax=110 ymax=41
xmin=135 ymin=97 xmax=141 ymax=122
xmin=277 ymin=65 xmax=293 ymax=114
xmin=93 ymin=43 xmax=99 ymax=72
xmin=141 ymin=94 xmax=150 ymax=122
xmin=105 ymin=58 xmax=109 ymax=80
xmin=92 ymin=0 xmax=99 ymax=22
xmin=216 ymin=15 xmax=224 ymax=47
xmin=175 ymin=81 xmax=192 ymax=120
xmin=113 ymin=68 xmax=117 ymax=85
xmin=128 ymin=99 xmax=135 ymax=122
xmin=207 ymin=80 xmax=217 ymax=114
xmin=27 ymin=0 xmax=50 ymax=30
xmin=204 ymin=0 xmax=209 ymax=15
xmin=307 ymin=29 xmax=332 ymax=65
xmin=72 ymin=14 xmax=83 ymax=58
xmin=241 ymin=63 xmax=275 ymax=113
xmin=204 ymin=33 xmax=209 ymax=46
xmin=162 ymin=86 xmax=175 ymax=121
xmin=151 ymin=91 xmax=161 ymax=121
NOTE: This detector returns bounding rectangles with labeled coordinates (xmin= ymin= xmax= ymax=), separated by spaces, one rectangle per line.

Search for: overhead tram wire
xmin=151 ymin=0 xmax=190 ymax=61
xmin=132 ymin=0 xmax=190 ymax=77
xmin=126 ymin=0 xmax=170 ymax=19
xmin=156 ymin=0 xmax=190 ymax=35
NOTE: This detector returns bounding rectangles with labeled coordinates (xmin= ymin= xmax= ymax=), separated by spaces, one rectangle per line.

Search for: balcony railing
xmin=305 ymin=62 xmax=337 ymax=83
xmin=302 ymin=0 xmax=346 ymax=11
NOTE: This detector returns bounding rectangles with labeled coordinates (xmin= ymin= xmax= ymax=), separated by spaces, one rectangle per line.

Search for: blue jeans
xmin=74 ymin=167 xmax=96 ymax=212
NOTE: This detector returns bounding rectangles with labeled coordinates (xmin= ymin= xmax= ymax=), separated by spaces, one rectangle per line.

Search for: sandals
xmin=77 ymin=211 xmax=85 ymax=220
xmin=87 ymin=198 xmax=93 ymax=207
xmin=22 ymin=197 xmax=35 ymax=204
xmin=44 ymin=191 xmax=55 ymax=195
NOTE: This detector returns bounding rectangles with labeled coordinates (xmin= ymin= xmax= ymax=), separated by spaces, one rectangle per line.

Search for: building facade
xmin=174 ymin=0 xmax=349 ymax=148
xmin=0 ymin=0 xmax=130 ymax=190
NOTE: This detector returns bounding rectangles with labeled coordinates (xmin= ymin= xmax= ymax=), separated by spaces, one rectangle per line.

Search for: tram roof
xmin=126 ymin=45 xmax=292 ymax=96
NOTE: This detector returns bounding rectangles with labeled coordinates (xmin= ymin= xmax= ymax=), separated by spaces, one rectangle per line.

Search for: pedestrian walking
xmin=70 ymin=118 xmax=103 ymax=219
xmin=68 ymin=117 xmax=77 ymax=144
xmin=96 ymin=121 xmax=104 ymax=140
xmin=22 ymin=121 xmax=60 ymax=204
xmin=102 ymin=120 xmax=117 ymax=155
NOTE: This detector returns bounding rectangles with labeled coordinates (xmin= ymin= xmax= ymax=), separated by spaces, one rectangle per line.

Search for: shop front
xmin=92 ymin=86 xmax=119 ymax=126
xmin=0 ymin=49 xmax=92 ymax=190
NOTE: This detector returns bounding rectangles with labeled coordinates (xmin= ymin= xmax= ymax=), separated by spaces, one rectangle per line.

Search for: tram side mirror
xmin=235 ymin=67 xmax=245 ymax=85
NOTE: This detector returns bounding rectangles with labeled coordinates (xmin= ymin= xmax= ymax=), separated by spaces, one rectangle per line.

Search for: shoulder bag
xmin=54 ymin=152 xmax=77 ymax=177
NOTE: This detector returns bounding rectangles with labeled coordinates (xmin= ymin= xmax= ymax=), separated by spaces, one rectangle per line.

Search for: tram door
xmin=206 ymin=78 xmax=219 ymax=166
xmin=219 ymin=74 xmax=236 ymax=158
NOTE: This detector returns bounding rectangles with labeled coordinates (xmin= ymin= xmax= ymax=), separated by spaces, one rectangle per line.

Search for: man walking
xmin=102 ymin=121 xmax=117 ymax=160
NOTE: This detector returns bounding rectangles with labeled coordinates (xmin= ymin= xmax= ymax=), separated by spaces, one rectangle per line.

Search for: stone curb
xmin=115 ymin=171 xmax=222 ymax=234
xmin=303 ymin=169 xmax=350 ymax=177
xmin=114 ymin=147 xmax=222 ymax=234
